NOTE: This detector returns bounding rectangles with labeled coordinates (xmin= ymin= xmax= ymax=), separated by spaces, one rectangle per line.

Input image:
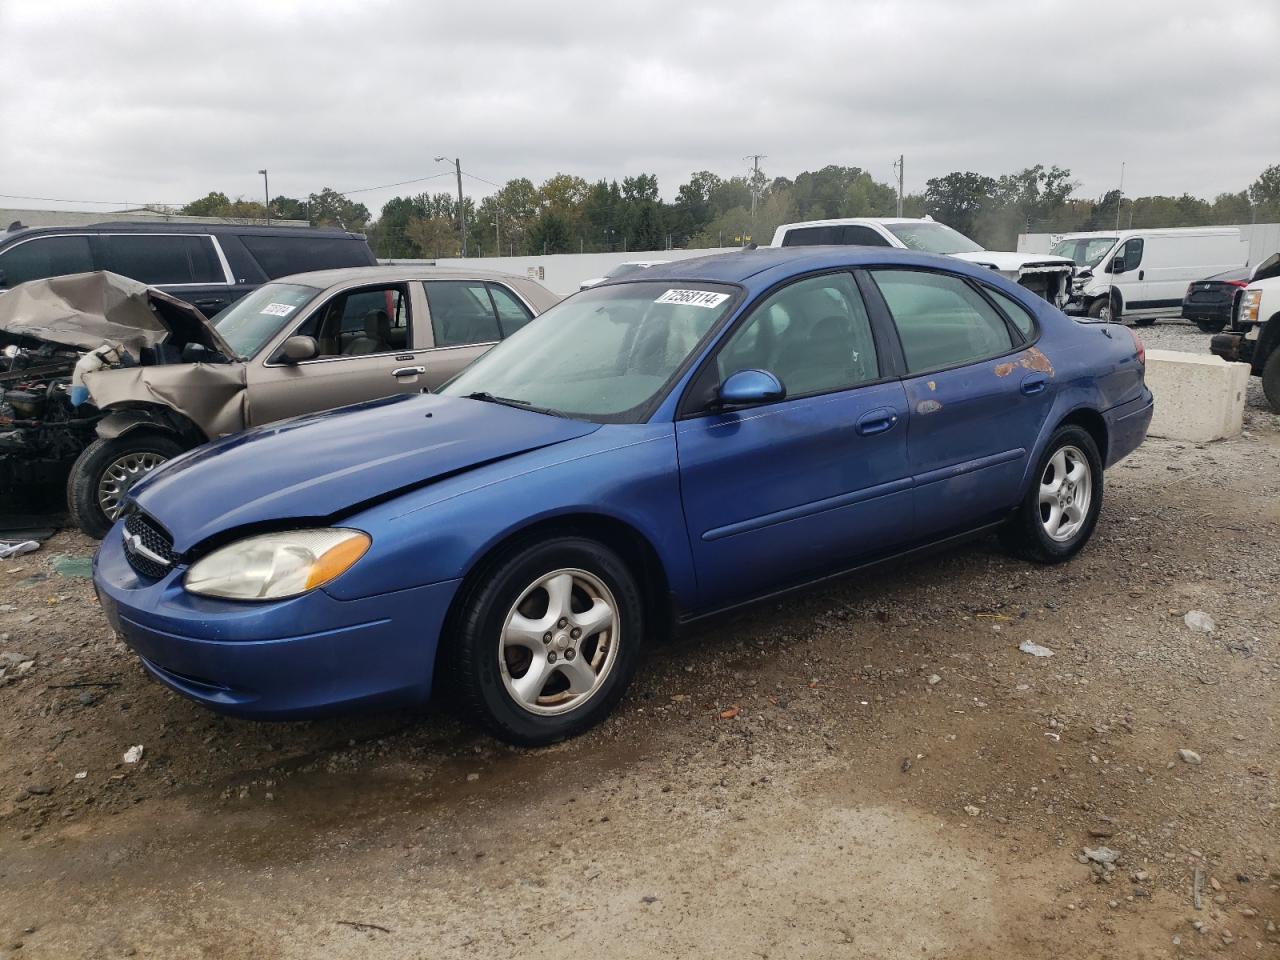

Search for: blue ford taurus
xmin=94 ymin=247 xmax=1153 ymax=745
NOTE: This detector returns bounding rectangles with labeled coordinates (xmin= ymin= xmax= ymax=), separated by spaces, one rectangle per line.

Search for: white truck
xmin=1051 ymin=227 xmax=1247 ymax=325
xmin=770 ymin=216 xmax=1075 ymax=306
xmin=1209 ymin=253 xmax=1280 ymax=411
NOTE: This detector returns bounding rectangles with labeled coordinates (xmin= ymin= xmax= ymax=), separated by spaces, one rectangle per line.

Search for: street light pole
xmin=258 ymin=169 xmax=269 ymax=225
xmin=435 ymin=156 xmax=467 ymax=257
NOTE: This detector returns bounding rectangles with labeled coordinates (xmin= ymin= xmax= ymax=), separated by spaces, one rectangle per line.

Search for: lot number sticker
xmin=260 ymin=302 xmax=297 ymax=317
xmin=655 ymin=289 xmax=730 ymax=309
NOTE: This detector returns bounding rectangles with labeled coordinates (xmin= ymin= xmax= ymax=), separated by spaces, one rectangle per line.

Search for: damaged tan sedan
xmin=0 ymin=267 xmax=557 ymax=536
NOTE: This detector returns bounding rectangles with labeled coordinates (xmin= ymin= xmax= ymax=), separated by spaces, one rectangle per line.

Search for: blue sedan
xmin=94 ymin=247 xmax=1153 ymax=745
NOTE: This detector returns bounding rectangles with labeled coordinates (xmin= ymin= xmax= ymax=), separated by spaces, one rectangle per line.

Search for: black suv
xmin=0 ymin=221 xmax=377 ymax=315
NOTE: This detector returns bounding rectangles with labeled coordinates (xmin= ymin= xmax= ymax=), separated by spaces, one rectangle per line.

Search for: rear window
xmin=0 ymin=235 xmax=94 ymax=287
xmin=240 ymin=235 xmax=373 ymax=278
xmin=103 ymin=234 xmax=224 ymax=285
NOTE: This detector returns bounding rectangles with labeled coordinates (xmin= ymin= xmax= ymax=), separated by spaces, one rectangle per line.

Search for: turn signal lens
xmin=1239 ymin=289 xmax=1261 ymax=326
xmin=1129 ymin=329 xmax=1145 ymax=366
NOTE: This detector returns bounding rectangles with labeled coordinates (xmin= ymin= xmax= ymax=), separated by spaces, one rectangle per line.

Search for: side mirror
xmin=280 ymin=335 xmax=318 ymax=363
xmin=717 ymin=369 xmax=786 ymax=408
xmin=181 ymin=342 xmax=209 ymax=363
xmin=1108 ymin=258 xmax=1125 ymax=275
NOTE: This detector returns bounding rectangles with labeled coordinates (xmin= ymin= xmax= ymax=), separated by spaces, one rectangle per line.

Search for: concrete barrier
xmin=1144 ymin=349 xmax=1250 ymax=442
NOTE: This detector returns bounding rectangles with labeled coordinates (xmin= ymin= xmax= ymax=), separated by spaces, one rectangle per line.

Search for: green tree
xmin=923 ymin=172 xmax=997 ymax=238
xmin=179 ymin=192 xmax=230 ymax=217
xmin=528 ymin=209 xmax=574 ymax=254
xmin=307 ymin=187 xmax=370 ymax=231
xmin=1248 ymin=164 xmax=1280 ymax=221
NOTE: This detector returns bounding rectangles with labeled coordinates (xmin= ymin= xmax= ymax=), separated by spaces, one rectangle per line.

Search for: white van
xmin=1055 ymin=227 xmax=1247 ymax=325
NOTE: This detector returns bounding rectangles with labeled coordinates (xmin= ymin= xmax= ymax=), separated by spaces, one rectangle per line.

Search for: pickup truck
xmin=1209 ymin=253 xmax=1280 ymax=411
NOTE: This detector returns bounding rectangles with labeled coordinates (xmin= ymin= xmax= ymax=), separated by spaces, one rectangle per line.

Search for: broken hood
xmin=128 ymin=392 xmax=601 ymax=553
xmin=950 ymin=251 xmax=1074 ymax=273
xmin=0 ymin=271 xmax=234 ymax=357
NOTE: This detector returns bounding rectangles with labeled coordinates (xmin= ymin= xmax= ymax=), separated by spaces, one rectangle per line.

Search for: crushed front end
xmin=0 ymin=340 xmax=101 ymax=489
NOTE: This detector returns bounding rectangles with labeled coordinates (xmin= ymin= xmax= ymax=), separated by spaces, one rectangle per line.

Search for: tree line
xmin=175 ymin=162 xmax=1280 ymax=258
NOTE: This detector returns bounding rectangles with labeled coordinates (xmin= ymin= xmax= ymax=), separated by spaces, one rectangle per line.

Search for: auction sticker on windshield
xmin=260 ymin=303 xmax=298 ymax=317
xmin=655 ymin=289 xmax=730 ymax=309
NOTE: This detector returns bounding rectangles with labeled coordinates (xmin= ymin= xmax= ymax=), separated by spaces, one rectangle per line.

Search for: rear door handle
xmin=1021 ymin=374 xmax=1048 ymax=396
xmin=392 ymin=366 xmax=425 ymax=378
xmin=855 ymin=408 xmax=899 ymax=436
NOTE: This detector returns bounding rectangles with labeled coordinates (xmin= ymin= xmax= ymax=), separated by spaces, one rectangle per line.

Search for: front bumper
xmin=94 ymin=525 xmax=461 ymax=718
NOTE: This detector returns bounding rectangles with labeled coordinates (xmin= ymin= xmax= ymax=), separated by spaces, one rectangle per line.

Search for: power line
xmin=334 ymin=171 xmax=454 ymax=195
xmin=461 ymin=170 xmax=504 ymax=189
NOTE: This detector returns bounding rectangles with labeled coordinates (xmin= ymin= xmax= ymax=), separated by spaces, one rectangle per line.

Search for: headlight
xmin=184 ymin=528 xmax=370 ymax=601
xmin=1239 ymin=289 xmax=1261 ymax=326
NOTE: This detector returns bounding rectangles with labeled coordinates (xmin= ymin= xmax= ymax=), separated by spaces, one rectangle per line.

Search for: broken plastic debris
xmin=74 ymin=771 xmax=87 ymax=780
xmin=1183 ymin=610 xmax=1215 ymax=633
xmin=0 ymin=540 xmax=39 ymax=560
xmin=1018 ymin=641 xmax=1054 ymax=658
xmin=123 ymin=745 xmax=144 ymax=764
xmin=1083 ymin=846 xmax=1120 ymax=864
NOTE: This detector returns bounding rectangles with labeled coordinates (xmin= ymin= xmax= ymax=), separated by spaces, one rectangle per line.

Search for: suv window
xmin=985 ymin=287 xmax=1036 ymax=338
xmin=780 ymin=225 xmax=840 ymax=246
xmin=489 ymin=283 xmax=534 ymax=336
xmin=291 ymin=284 xmax=411 ymax=358
xmin=841 ymin=225 xmax=892 ymax=247
xmin=0 ymin=235 xmax=94 ymax=287
xmin=425 ymin=281 xmax=502 ymax=346
xmin=240 ymin=235 xmax=371 ymax=278
xmin=718 ymin=272 xmax=879 ymax=396
xmin=870 ymin=269 xmax=1014 ymax=374
xmin=104 ymin=234 xmax=224 ymax=285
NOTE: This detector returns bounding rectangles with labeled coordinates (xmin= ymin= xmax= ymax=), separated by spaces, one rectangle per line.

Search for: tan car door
xmin=420 ymin=279 xmax=519 ymax=388
xmin=244 ymin=281 xmax=430 ymax=426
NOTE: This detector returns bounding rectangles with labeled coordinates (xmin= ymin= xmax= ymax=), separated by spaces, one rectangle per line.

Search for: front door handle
xmin=1021 ymin=374 xmax=1049 ymax=396
xmin=391 ymin=366 xmax=425 ymax=378
xmin=855 ymin=408 xmax=899 ymax=436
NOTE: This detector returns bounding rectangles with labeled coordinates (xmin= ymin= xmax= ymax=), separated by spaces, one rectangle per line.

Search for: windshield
xmin=1050 ymin=237 xmax=1117 ymax=268
xmin=441 ymin=281 xmax=737 ymax=422
xmin=885 ymin=222 xmax=984 ymax=255
xmin=212 ymin=282 xmax=321 ymax=358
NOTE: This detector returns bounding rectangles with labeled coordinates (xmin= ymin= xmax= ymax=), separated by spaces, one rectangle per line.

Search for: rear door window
xmin=488 ymin=283 xmax=534 ymax=336
xmin=870 ymin=269 xmax=1014 ymax=374
xmin=103 ymin=234 xmax=224 ymax=285
xmin=425 ymin=281 xmax=501 ymax=346
xmin=239 ymin=235 xmax=372 ymax=277
xmin=0 ymin=235 xmax=94 ymax=286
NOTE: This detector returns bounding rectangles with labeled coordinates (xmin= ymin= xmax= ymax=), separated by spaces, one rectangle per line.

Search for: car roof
xmin=777 ymin=216 xmax=929 ymax=230
xmin=272 ymin=264 xmax=541 ymax=287
xmin=0 ymin=222 xmax=364 ymax=241
xmin=1056 ymin=227 xmax=1239 ymax=240
xmin=610 ymin=246 xmax=992 ymax=293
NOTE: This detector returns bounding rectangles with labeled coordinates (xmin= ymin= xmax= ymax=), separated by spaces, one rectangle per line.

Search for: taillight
xmin=1224 ymin=279 xmax=1249 ymax=288
xmin=1129 ymin=328 xmax=1145 ymax=366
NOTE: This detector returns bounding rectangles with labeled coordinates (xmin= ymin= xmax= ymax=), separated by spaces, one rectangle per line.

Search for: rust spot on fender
xmin=994 ymin=347 xmax=1055 ymax=379
xmin=916 ymin=399 xmax=942 ymax=415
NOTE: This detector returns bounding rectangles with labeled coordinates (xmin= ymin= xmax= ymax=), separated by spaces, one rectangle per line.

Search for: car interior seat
xmin=344 ymin=310 xmax=391 ymax=355
xmin=773 ymin=314 xmax=854 ymax=395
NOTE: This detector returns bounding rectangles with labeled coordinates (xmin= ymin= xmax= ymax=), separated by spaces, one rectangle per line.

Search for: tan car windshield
xmin=212 ymin=283 xmax=321 ymax=358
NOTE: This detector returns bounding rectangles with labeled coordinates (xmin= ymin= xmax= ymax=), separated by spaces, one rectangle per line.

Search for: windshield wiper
xmin=466 ymin=391 xmax=568 ymax=418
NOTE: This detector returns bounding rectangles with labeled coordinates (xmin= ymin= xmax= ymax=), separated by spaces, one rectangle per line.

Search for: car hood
xmin=0 ymin=271 xmax=234 ymax=357
xmin=950 ymin=251 xmax=1075 ymax=273
xmin=130 ymin=392 xmax=601 ymax=553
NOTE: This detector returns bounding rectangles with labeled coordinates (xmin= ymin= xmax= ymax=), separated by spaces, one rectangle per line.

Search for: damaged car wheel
xmin=67 ymin=434 xmax=184 ymax=538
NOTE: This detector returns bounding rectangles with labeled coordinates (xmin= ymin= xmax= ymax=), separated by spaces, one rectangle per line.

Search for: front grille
xmin=123 ymin=512 xmax=177 ymax=580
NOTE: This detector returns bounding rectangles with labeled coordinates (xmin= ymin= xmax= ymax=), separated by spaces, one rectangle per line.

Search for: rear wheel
xmin=1000 ymin=425 xmax=1103 ymax=564
xmin=1196 ymin=319 xmax=1228 ymax=334
xmin=67 ymin=433 xmax=184 ymax=539
xmin=1263 ymin=350 xmax=1280 ymax=413
xmin=451 ymin=536 xmax=644 ymax=746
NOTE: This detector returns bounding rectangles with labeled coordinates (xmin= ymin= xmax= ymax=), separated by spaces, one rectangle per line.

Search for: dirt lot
xmin=1 ymin=321 xmax=1277 ymax=959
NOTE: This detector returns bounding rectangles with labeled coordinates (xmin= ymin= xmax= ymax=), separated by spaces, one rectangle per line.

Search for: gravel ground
xmin=0 ymin=320 xmax=1277 ymax=959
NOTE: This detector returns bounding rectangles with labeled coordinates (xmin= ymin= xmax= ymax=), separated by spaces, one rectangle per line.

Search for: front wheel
xmin=1088 ymin=297 xmax=1113 ymax=322
xmin=1132 ymin=316 xmax=1157 ymax=327
xmin=1195 ymin=319 xmax=1228 ymax=334
xmin=1263 ymin=350 xmax=1280 ymax=413
xmin=1000 ymin=425 xmax=1103 ymax=564
xmin=451 ymin=537 xmax=644 ymax=746
xmin=67 ymin=433 xmax=184 ymax=538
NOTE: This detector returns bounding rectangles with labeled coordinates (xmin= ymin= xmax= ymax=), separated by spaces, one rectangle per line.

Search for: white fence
xmin=382 ymin=248 xmax=740 ymax=296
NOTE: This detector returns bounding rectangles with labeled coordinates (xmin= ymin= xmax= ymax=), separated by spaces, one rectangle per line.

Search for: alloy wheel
xmin=499 ymin=568 xmax=620 ymax=716
xmin=1038 ymin=445 xmax=1092 ymax=542
xmin=98 ymin=452 xmax=168 ymax=520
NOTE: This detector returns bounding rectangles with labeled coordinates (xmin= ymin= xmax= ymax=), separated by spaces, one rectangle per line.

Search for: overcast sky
xmin=2 ymin=0 xmax=1277 ymax=219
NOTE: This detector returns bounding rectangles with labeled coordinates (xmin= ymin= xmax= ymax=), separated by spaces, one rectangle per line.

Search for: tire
xmin=67 ymin=433 xmax=184 ymax=539
xmin=1263 ymin=350 xmax=1280 ymax=413
xmin=1196 ymin=319 xmax=1228 ymax=334
xmin=1000 ymin=425 xmax=1104 ymax=565
xmin=1132 ymin=316 xmax=1157 ymax=327
xmin=1087 ymin=297 xmax=1113 ymax=322
xmin=451 ymin=536 xmax=645 ymax=746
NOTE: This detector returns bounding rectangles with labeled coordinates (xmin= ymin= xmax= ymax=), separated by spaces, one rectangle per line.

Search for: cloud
xmin=1 ymin=0 xmax=1276 ymax=218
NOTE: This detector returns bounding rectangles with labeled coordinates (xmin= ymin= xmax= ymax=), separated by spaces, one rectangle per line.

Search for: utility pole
xmin=744 ymin=153 xmax=766 ymax=238
xmin=1115 ymin=161 xmax=1125 ymax=232
xmin=258 ymin=169 xmax=270 ymax=225
xmin=892 ymin=155 xmax=904 ymax=217
xmin=435 ymin=156 xmax=467 ymax=256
